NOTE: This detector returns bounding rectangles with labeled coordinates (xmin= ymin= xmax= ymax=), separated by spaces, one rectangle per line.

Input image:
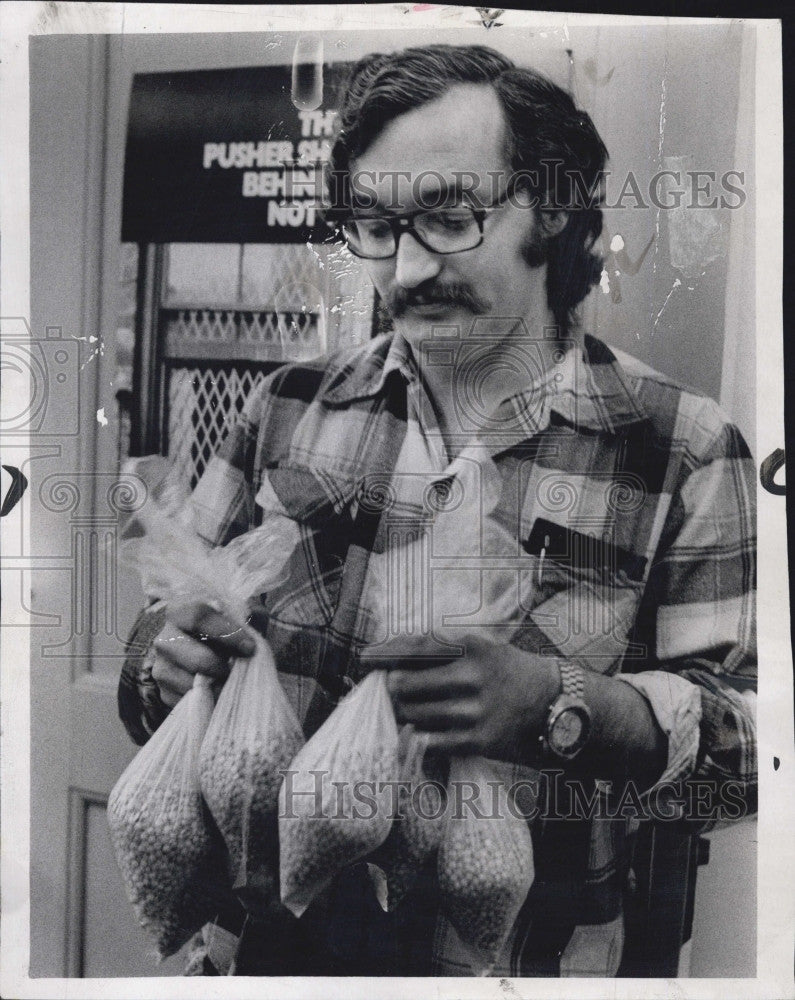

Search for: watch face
xmin=551 ymin=708 xmax=584 ymax=750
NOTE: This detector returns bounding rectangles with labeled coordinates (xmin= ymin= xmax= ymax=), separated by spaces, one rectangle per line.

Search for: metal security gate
xmin=166 ymin=361 xmax=272 ymax=489
xmin=130 ymin=242 xmax=374 ymax=488
xmin=161 ymin=306 xmax=318 ymax=487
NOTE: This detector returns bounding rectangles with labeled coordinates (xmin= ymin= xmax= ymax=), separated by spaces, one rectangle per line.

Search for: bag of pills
xmin=107 ymin=674 xmax=232 ymax=959
xmin=112 ymin=461 xmax=301 ymax=949
xmin=437 ymin=755 xmax=535 ymax=976
xmin=368 ymin=725 xmax=447 ymax=912
xmin=278 ymin=669 xmax=401 ymax=918
xmin=199 ymin=630 xmax=304 ymax=906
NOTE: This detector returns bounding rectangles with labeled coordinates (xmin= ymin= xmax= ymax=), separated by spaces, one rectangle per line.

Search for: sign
xmin=121 ymin=63 xmax=351 ymax=243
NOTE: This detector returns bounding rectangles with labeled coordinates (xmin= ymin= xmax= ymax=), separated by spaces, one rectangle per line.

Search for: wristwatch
xmin=543 ymin=661 xmax=592 ymax=760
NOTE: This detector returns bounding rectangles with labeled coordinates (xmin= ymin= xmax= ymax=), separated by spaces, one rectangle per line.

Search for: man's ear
xmin=538 ymin=210 xmax=569 ymax=238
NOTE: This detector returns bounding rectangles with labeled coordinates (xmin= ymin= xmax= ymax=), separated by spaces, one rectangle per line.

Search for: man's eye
xmin=424 ymin=210 xmax=473 ymax=233
xmin=357 ymin=219 xmax=392 ymax=239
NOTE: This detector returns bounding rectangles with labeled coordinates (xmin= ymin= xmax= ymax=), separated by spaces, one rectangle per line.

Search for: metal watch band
xmin=558 ymin=660 xmax=586 ymax=699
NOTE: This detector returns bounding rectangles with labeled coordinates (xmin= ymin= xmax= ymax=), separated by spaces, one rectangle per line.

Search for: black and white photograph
xmin=0 ymin=4 xmax=791 ymax=997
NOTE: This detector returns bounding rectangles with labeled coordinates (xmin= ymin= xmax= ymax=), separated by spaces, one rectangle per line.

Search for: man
xmin=119 ymin=44 xmax=756 ymax=977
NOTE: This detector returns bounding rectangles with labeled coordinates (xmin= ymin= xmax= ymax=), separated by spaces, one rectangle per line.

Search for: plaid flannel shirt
xmin=119 ymin=330 xmax=756 ymax=977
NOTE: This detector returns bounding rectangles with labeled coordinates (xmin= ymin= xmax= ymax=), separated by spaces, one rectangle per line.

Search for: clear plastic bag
xmin=199 ymin=630 xmax=304 ymax=903
xmin=278 ymin=669 xmax=401 ymax=918
xmin=185 ymin=520 xmax=304 ymax=909
xmin=112 ymin=457 xmax=301 ymax=946
xmin=437 ymin=755 xmax=535 ymax=976
xmin=107 ymin=674 xmax=231 ymax=959
xmin=367 ymin=724 xmax=447 ymax=912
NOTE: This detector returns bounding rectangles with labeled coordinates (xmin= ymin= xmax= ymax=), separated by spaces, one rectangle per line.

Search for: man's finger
xmin=387 ymin=661 xmax=480 ymax=702
xmin=167 ymin=601 xmax=255 ymax=656
xmin=358 ymin=635 xmax=460 ymax=672
xmin=151 ymin=657 xmax=194 ymax=706
xmin=424 ymin=730 xmax=484 ymax=756
xmin=395 ymin=697 xmax=482 ymax=731
xmin=159 ymin=687 xmax=181 ymax=710
xmin=154 ymin=625 xmax=232 ymax=679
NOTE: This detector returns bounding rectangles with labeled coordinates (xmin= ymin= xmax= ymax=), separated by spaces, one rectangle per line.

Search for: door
xmin=27 ymin=34 xmax=196 ymax=977
xmin=26 ymin=34 xmax=178 ymax=977
xmin=27 ymin=34 xmax=375 ymax=977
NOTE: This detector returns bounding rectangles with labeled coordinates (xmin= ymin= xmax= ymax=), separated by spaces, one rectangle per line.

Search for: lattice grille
xmin=167 ymin=365 xmax=270 ymax=488
xmin=167 ymin=308 xmax=238 ymax=343
xmin=164 ymin=308 xmax=320 ymax=361
xmin=156 ymin=243 xmax=375 ymax=490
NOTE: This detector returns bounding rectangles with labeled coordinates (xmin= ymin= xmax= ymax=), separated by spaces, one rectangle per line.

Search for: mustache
xmin=386 ymin=280 xmax=492 ymax=318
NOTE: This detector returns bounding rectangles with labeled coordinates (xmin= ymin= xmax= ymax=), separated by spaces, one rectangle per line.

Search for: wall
xmin=29 ymin=33 xmax=109 ymax=976
xmin=573 ymin=24 xmax=746 ymax=409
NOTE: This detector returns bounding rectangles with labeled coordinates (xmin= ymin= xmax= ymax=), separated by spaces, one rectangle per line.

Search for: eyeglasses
xmin=338 ymin=190 xmax=511 ymax=260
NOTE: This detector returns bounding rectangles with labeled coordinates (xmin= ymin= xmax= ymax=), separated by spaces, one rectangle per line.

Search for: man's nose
xmin=394 ymin=231 xmax=442 ymax=288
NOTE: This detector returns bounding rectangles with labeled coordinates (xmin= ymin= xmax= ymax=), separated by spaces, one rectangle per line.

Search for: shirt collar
xmin=321 ymin=331 xmax=412 ymax=405
xmin=321 ymin=330 xmax=649 ymax=435
xmin=495 ymin=333 xmax=650 ymax=438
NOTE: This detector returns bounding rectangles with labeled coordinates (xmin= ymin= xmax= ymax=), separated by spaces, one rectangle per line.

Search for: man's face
xmin=349 ymin=84 xmax=552 ymax=347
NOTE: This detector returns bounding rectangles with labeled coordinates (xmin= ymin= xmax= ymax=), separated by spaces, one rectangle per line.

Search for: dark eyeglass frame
xmin=336 ymin=188 xmax=513 ymax=260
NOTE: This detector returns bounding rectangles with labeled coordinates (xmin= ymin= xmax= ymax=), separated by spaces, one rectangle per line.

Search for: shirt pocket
xmin=520 ymin=520 xmax=647 ymax=675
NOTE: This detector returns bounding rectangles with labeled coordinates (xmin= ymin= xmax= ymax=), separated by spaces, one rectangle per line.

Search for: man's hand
xmin=361 ymin=633 xmax=559 ymax=762
xmin=152 ymin=598 xmax=256 ymax=708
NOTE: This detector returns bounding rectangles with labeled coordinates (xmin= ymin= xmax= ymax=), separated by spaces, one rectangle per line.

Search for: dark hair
xmin=326 ymin=44 xmax=609 ymax=334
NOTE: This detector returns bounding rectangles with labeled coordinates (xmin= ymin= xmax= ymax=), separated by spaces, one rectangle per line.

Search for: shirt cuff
xmin=615 ymin=670 xmax=702 ymax=793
